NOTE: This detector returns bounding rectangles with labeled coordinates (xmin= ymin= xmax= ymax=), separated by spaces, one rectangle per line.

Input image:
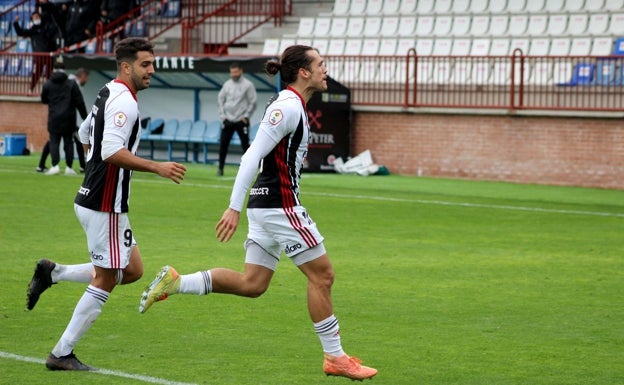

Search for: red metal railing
xmin=181 ymin=0 xmax=287 ymax=54
xmin=324 ymin=53 xmax=624 ymax=111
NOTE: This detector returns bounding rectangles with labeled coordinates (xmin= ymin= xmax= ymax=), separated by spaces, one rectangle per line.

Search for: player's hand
xmin=158 ymin=162 xmax=186 ymax=184
xmin=215 ymin=208 xmax=240 ymax=243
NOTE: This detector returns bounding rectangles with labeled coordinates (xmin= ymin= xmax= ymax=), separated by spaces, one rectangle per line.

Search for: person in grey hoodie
xmin=41 ymin=56 xmax=88 ymax=175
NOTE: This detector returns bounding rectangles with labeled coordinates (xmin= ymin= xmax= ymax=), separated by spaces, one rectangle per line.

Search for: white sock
xmin=52 ymin=263 xmax=94 ymax=284
xmin=179 ymin=271 xmax=212 ymax=295
xmin=314 ymin=315 xmax=345 ymax=356
xmin=51 ymin=285 xmax=108 ymax=357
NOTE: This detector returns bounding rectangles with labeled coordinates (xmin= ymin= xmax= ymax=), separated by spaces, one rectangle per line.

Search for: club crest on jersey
xmin=114 ymin=112 xmax=127 ymax=127
xmin=268 ymin=109 xmax=283 ymax=125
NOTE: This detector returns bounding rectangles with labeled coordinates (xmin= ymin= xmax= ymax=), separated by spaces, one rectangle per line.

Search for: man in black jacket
xmin=41 ymin=57 xmax=88 ymax=176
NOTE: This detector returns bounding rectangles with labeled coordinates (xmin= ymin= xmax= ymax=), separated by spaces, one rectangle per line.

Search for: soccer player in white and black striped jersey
xmin=140 ymin=45 xmax=377 ymax=381
xmin=25 ymin=38 xmax=186 ymax=371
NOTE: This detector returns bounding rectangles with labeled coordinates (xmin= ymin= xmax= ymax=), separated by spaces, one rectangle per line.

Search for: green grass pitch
xmin=0 ymin=155 xmax=623 ymax=385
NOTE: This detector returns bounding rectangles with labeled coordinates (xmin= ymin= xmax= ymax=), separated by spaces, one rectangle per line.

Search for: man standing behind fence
xmin=217 ymin=62 xmax=257 ymax=176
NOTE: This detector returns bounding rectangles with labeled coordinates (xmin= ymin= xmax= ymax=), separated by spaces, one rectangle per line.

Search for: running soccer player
xmin=139 ymin=45 xmax=377 ymax=381
xmin=25 ymin=37 xmax=186 ymax=371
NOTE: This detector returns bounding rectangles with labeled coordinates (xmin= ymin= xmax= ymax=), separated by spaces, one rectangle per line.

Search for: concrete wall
xmin=2 ymin=97 xmax=623 ymax=190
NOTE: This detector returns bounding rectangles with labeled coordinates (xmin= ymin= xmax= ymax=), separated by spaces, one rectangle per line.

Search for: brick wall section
xmin=1 ymin=101 xmax=622 ymax=190
xmin=353 ymin=111 xmax=624 ymax=189
xmin=0 ymin=100 xmax=48 ymax=152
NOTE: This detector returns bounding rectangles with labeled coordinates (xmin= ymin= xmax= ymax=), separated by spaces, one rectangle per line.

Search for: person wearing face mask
xmin=13 ymin=11 xmax=59 ymax=89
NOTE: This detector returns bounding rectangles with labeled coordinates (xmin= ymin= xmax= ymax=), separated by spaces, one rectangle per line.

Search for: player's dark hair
xmin=265 ymin=45 xmax=316 ymax=84
xmin=114 ymin=38 xmax=154 ymax=70
xmin=230 ymin=62 xmax=242 ymax=70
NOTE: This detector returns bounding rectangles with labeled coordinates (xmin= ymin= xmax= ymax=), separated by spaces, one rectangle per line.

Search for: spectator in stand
xmin=41 ymin=56 xmax=88 ymax=176
xmin=13 ymin=12 xmax=59 ymax=89
xmin=65 ymin=0 xmax=101 ymax=53
xmin=100 ymin=0 xmax=137 ymax=44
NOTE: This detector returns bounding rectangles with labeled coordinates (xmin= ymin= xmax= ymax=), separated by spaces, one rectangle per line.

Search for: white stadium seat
xmin=333 ymin=0 xmax=350 ymax=15
xmin=488 ymin=0 xmax=508 ymax=13
xmin=398 ymin=16 xmax=417 ymax=37
xmin=489 ymin=15 xmax=509 ymax=37
xmin=296 ymin=17 xmax=315 ymax=37
xmin=433 ymin=16 xmax=453 ymax=37
xmin=365 ymin=0 xmax=383 ymax=15
xmin=399 ymin=0 xmax=417 ymax=13
xmin=585 ymin=0 xmax=604 ymax=11
xmin=508 ymin=15 xmax=528 ymax=37
xmin=510 ymin=38 xmax=530 ymax=55
xmin=527 ymin=15 xmax=548 ymax=36
xmin=417 ymin=0 xmax=435 ymax=14
xmin=564 ymin=0 xmax=585 ymax=12
xmin=434 ymin=0 xmax=452 ymax=14
xmin=313 ymin=18 xmax=331 ymax=37
xmin=397 ymin=38 xmax=416 ymax=55
xmin=567 ymin=14 xmax=588 ymax=36
xmin=470 ymin=0 xmax=488 ymax=13
xmin=346 ymin=17 xmax=365 ymax=37
xmin=470 ymin=39 xmax=491 ymax=56
xmin=451 ymin=16 xmax=471 ymax=36
xmin=470 ymin=15 xmax=490 ymax=36
xmin=608 ymin=14 xmax=624 ymax=36
xmin=344 ymin=38 xmax=363 ymax=55
xmin=415 ymin=16 xmax=434 ymax=36
xmin=262 ymin=38 xmax=279 ymax=56
xmin=348 ymin=0 xmax=366 ymax=15
xmin=451 ymin=39 xmax=471 ymax=56
xmin=544 ymin=0 xmax=564 ymax=12
xmin=363 ymin=17 xmax=382 ymax=37
xmin=380 ymin=17 xmax=399 ymax=37
xmin=361 ymin=38 xmax=380 ymax=55
xmin=432 ymin=39 xmax=452 ymax=56
xmin=546 ymin=14 xmax=568 ymax=36
xmin=604 ymin=0 xmax=624 ymax=11
xmin=330 ymin=17 xmax=348 ymax=37
xmin=587 ymin=14 xmax=609 ymax=35
xmin=327 ymin=38 xmax=346 ymax=55
xmin=528 ymin=38 xmax=549 ymax=56
xmin=382 ymin=0 xmax=400 ymax=15
xmin=415 ymin=38 xmax=434 ymax=56
xmin=507 ymin=0 xmax=527 ymax=12
xmin=490 ymin=39 xmax=511 ymax=56
xmin=549 ymin=38 xmax=571 ymax=56
xmin=452 ymin=0 xmax=470 ymax=13
xmin=590 ymin=37 xmax=613 ymax=56
xmin=529 ymin=62 xmax=552 ymax=85
xmin=378 ymin=38 xmax=398 ymax=55
xmin=569 ymin=38 xmax=591 ymax=56
xmin=525 ymin=0 xmax=546 ymax=12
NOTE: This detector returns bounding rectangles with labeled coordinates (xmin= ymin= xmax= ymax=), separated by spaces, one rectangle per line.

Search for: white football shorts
xmin=74 ymin=204 xmax=136 ymax=269
xmin=245 ymin=206 xmax=326 ymax=270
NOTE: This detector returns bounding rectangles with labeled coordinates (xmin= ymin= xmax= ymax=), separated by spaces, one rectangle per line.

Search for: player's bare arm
xmin=215 ymin=208 xmax=240 ymax=242
xmin=106 ymin=148 xmax=186 ymax=184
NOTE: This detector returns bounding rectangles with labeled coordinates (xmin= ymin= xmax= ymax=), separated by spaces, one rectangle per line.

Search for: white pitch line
xmin=0 ymin=351 xmax=199 ymax=385
xmin=2 ymin=166 xmax=623 ymax=218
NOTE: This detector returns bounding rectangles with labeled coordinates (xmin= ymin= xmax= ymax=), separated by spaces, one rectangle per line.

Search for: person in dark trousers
xmin=216 ymin=62 xmax=257 ymax=176
xmin=70 ymin=68 xmax=91 ymax=172
xmin=40 ymin=57 xmax=88 ymax=176
xmin=37 ymin=67 xmax=90 ymax=173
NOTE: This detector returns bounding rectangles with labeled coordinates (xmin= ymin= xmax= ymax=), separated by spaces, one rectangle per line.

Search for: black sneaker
xmin=35 ymin=167 xmax=47 ymax=173
xmin=26 ymin=259 xmax=56 ymax=310
xmin=217 ymin=169 xmax=224 ymax=176
xmin=46 ymin=351 xmax=97 ymax=371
